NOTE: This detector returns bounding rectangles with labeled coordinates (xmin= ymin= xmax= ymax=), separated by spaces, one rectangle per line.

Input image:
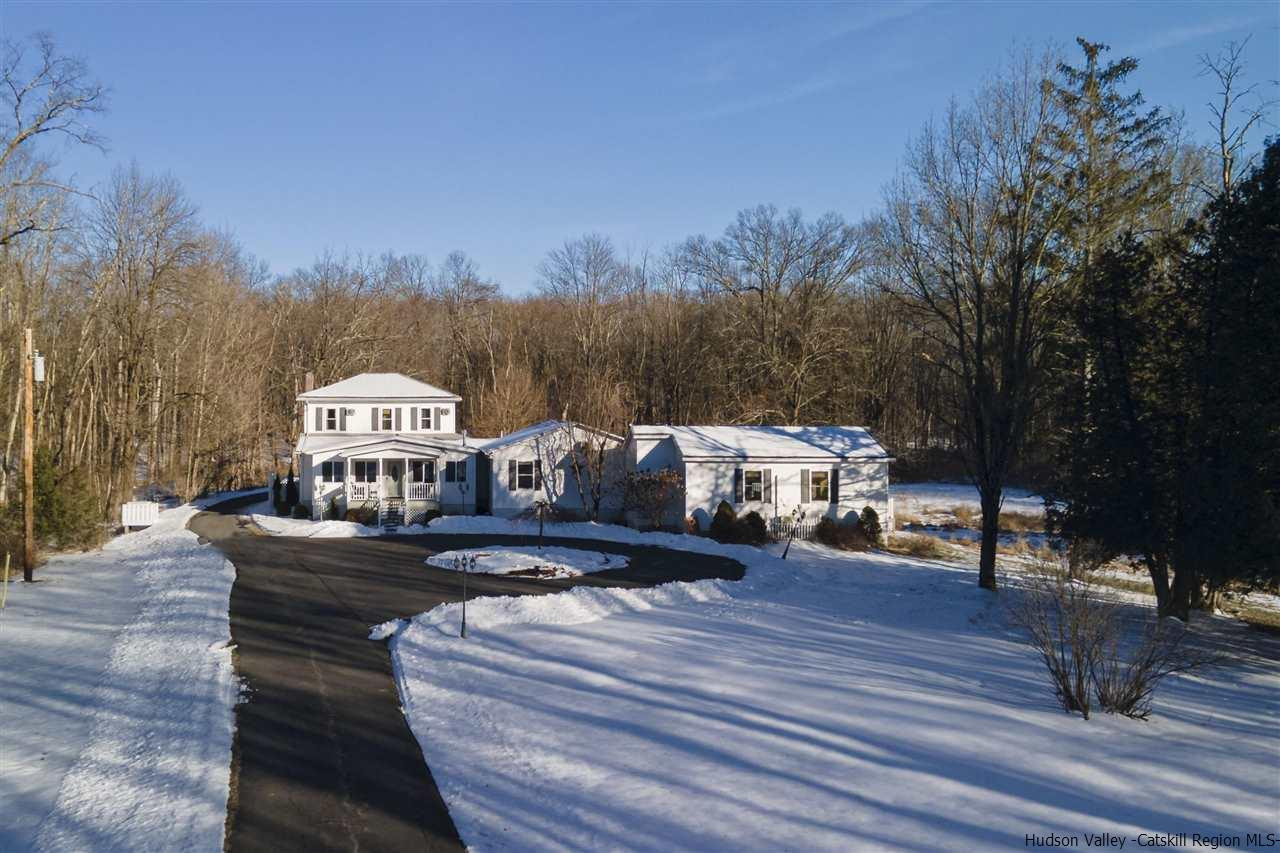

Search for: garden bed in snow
xmin=425 ymin=546 xmax=629 ymax=578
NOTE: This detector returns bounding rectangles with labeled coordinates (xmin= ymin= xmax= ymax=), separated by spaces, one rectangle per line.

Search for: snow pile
xmin=388 ymin=538 xmax=1280 ymax=851
xmin=425 ymin=546 xmax=629 ymax=578
xmin=250 ymin=512 xmax=429 ymax=538
xmin=0 ymin=490 xmax=257 ymax=853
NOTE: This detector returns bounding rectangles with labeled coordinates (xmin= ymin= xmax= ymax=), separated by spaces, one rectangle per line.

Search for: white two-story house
xmin=295 ymin=373 xmax=480 ymax=524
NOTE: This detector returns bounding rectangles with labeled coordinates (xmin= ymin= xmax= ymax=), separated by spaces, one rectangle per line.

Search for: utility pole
xmin=22 ymin=328 xmax=34 ymax=583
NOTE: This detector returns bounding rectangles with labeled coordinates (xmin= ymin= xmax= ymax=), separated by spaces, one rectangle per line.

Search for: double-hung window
xmin=420 ymin=407 xmax=433 ymax=431
xmin=507 ymin=459 xmax=542 ymax=491
xmin=353 ymin=460 xmax=378 ymax=483
xmin=380 ymin=408 xmax=394 ymax=431
xmin=410 ymin=459 xmax=435 ymax=483
xmin=321 ymin=460 xmax=345 ymax=483
xmin=445 ymin=460 xmax=468 ymax=483
xmin=733 ymin=468 xmax=772 ymax=503
xmin=325 ymin=408 xmax=338 ymax=431
xmin=800 ymin=468 xmax=839 ymax=504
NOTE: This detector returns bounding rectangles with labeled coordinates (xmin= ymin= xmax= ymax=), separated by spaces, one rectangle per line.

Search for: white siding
xmin=303 ymin=401 xmax=456 ymax=435
xmin=487 ymin=429 xmax=623 ymax=520
xmin=683 ymin=459 xmax=890 ymax=530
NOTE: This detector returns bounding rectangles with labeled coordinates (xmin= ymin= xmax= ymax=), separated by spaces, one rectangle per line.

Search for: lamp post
xmin=456 ymin=553 xmax=475 ymax=638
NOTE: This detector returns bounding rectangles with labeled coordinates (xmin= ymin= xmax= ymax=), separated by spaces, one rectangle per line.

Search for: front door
xmin=383 ymin=460 xmax=404 ymax=498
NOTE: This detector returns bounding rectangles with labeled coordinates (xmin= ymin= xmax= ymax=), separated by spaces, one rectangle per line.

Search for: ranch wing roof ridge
xmin=629 ymin=425 xmax=891 ymax=461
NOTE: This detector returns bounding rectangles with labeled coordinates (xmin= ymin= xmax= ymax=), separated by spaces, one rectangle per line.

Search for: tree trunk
xmin=978 ymin=487 xmax=1001 ymax=590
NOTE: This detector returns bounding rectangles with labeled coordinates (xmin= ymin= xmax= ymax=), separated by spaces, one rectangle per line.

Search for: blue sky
xmin=3 ymin=1 xmax=1276 ymax=292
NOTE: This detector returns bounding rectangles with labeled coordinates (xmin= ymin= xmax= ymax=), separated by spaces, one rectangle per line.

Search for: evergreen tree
xmin=1049 ymin=139 xmax=1280 ymax=619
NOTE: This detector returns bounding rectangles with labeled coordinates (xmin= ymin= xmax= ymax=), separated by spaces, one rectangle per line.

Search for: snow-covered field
xmin=0 ymin=490 xmax=260 ymax=853
xmin=892 ymin=481 xmax=1046 ymax=525
xmin=385 ymin=532 xmax=1280 ymax=852
xmin=426 ymin=546 xmax=629 ymax=578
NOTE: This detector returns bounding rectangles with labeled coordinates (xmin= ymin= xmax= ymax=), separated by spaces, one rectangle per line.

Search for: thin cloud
xmin=1125 ymin=15 xmax=1268 ymax=55
xmin=683 ymin=73 xmax=843 ymax=121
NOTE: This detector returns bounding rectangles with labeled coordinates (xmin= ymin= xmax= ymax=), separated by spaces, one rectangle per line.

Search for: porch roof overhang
xmin=296 ymin=433 xmax=480 ymax=458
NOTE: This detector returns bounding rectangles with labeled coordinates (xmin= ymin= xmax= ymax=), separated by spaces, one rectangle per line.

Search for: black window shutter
xmin=339 ymin=408 xmax=347 ymax=431
xmin=734 ymin=468 xmax=744 ymax=503
xmin=410 ymin=408 xmax=417 ymax=430
xmin=763 ymin=469 xmax=772 ymax=504
xmin=394 ymin=408 xmax=402 ymax=431
xmin=534 ymin=460 xmax=543 ymax=490
xmin=371 ymin=407 xmax=379 ymax=431
xmin=315 ymin=407 xmax=323 ymax=431
xmin=830 ymin=467 xmax=840 ymax=503
xmin=801 ymin=469 xmax=811 ymax=503
xmin=508 ymin=459 xmax=517 ymax=490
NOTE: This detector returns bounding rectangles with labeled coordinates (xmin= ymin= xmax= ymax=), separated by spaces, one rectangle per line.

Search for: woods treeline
xmin=0 ymin=33 xmax=1274 ymax=615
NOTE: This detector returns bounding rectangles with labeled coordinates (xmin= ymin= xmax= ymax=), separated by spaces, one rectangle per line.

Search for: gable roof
xmin=298 ymin=373 xmax=461 ymax=401
xmin=475 ymin=420 xmax=622 ymax=453
xmin=628 ymin=425 xmax=890 ymax=461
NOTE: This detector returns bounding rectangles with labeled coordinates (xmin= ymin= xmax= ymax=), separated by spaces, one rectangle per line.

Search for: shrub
xmin=812 ymin=517 xmax=870 ymax=551
xmin=422 ymin=508 xmax=442 ymax=526
xmin=740 ymin=511 xmax=769 ymax=546
xmin=623 ymin=468 xmax=684 ymax=530
xmin=291 ymin=503 xmax=310 ymax=520
xmin=859 ymin=506 xmax=882 ymax=543
xmin=345 ymin=505 xmax=375 ymax=525
xmin=284 ymin=464 xmax=299 ymax=507
xmin=0 ymin=450 xmax=102 ymax=553
xmin=709 ymin=500 xmax=740 ymax=543
xmin=684 ymin=516 xmax=700 ymax=535
xmin=1009 ymin=559 xmax=1214 ymax=720
xmin=273 ymin=474 xmax=283 ymax=506
xmin=327 ymin=496 xmax=340 ymax=521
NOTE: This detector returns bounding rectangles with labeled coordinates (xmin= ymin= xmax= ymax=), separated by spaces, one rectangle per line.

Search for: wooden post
xmin=22 ymin=328 xmax=35 ymax=582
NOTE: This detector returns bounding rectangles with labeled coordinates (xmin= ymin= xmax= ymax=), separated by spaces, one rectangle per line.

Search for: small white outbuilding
xmin=626 ymin=425 xmax=893 ymax=532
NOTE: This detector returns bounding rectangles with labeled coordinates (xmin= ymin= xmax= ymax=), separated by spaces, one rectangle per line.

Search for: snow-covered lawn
xmin=893 ymin=481 xmax=1046 ymax=525
xmin=426 ymin=546 xmax=629 ymax=578
xmin=384 ymin=535 xmax=1280 ymax=851
xmin=0 ymin=490 xmax=259 ymax=853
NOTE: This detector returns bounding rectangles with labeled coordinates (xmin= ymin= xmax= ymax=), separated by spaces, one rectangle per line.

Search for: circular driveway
xmin=189 ymin=495 xmax=745 ymax=853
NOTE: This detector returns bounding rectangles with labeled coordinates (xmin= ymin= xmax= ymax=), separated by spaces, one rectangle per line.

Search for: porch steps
xmin=381 ymin=499 xmax=405 ymax=532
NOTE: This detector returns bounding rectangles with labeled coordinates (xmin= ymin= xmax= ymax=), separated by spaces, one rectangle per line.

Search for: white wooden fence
xmin=121 ymin=501 xmax=160 ymax=529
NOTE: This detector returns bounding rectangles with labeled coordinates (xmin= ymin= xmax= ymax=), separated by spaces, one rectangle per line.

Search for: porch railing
xmin=408 ymin=481 xmax=437 ymax=501
xmin=348 ymin=481 xmax=379 ymax=502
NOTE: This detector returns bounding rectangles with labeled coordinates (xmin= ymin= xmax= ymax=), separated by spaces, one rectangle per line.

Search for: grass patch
xmin=998 ymin=511 xmax=1043 ymax=533
xmin=886 ymin=533 xmax=954 ymax=560
xmin=950 ymin=505 xmax=978 ymax=527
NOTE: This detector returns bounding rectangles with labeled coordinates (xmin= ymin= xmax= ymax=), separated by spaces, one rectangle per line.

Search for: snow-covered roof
xmin=298 ymin=373 xmax=461 ymax=401
xmin=475 ymin=420 xmax=622 ymax=453
xmin=295 ymin=432 xmax=478 ymax=455
xmin=628 ymin=425 xmax=891 ymax=461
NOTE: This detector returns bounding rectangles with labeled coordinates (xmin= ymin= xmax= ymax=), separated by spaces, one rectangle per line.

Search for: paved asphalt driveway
xmin=189 ymin=495 xmax=745 ymax=853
